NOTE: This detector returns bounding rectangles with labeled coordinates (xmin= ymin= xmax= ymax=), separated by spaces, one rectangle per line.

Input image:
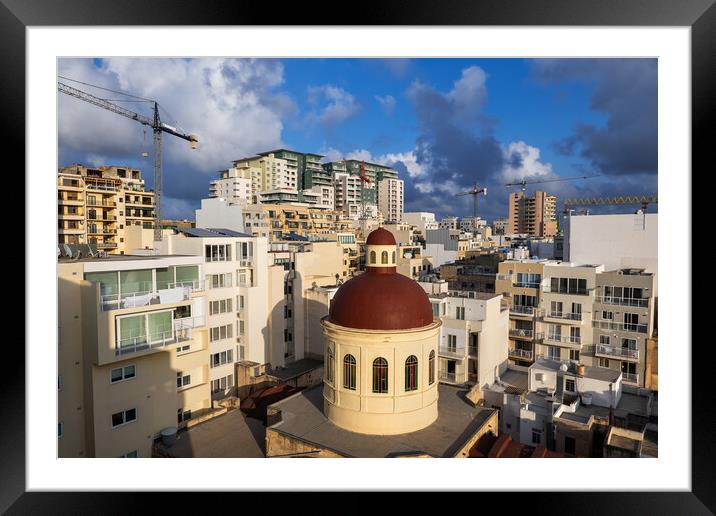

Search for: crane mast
xmin=58 ymin=81 xmax=198 ymax=243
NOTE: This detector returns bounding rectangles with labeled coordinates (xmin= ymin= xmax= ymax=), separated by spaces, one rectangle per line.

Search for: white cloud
xmin=58 ymin=58 xmax=290 ymax=176
xmin=446 ymin=66 xmax=488 ymax=121
xmin=319 ymin=147 xmax=425 ymax=180
xmin=375 ymin=94 xmax=396 ymax=115
xmin=306 ymin=85 xmax=361 ymax=127
xmin=500 ymin=141 xmax=554 ymax=183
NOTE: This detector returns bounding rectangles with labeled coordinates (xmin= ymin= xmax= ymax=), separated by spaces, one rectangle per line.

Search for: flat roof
xmin=269 ymin=384 xmax=496 ymax=457
xmin=532 ymin=359 xmax=621 ymax=383
xmin=155 ymin=409 xmax=266 ymax=458
xmin=268 ymin=358 xmax=323 ymax=382
xmin=58 ymin=253 xmax=196 ymax=264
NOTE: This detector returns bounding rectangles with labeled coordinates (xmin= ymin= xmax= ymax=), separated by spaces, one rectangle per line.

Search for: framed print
xmin=6 ymin=0 xmax=709 ymax=512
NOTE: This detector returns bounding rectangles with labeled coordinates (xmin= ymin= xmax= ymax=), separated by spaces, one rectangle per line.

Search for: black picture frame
xmin=5 ymin=0 xmax=707 ymax=512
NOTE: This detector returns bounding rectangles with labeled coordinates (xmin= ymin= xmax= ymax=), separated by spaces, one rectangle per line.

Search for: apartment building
xmin=589 ymin=268 xmax=656 ymax=388
xmin=377 ymin=177 xmax=404 ymax=223
xmin=403 ymin=212 xmax=439 ymax=241
xmin=158 ymin=228 xmax=270 ymax=398
xmin=492 ymin=218 xmax=508 ymax=235
xmin=267 ymin=240 xmax=345 ymax=366
xmin=397 ymin=244 xmax=434 ymax=280
xmin=459 ymin=216 xmax=487 ymax=233
xmin=419 ymin=281 xmax=508 ymax=388
xmin=58 ymin=254 xmax=210 ymax=458
xmin=257 ymin=149 xmax=328 ymax=192
xmin=538 ymin=261 xmax=602 ymax=364
xmin=241 ymin=203 xmax=351 ymax=242
xmin=507 ymin=191 xmax=557 ymax=237
xmin=209 ymin=162 xmax=254 ymax=206
xmin=439 ymin=216 xmax=459 ymax=230
xmin=58 ymin=164 xmax=156 ymax=254
xmin=495 ymin=259 xmax=547 ymax=366
xmin=440 ymin=252 xmax=506 ymax=293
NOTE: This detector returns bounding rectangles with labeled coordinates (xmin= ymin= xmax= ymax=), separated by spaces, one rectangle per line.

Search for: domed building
xmin=320 ymin=227 xmax=442 ymax=435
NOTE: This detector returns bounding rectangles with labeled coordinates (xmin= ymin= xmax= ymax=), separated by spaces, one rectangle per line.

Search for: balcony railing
xmin=595 ymin=296 xmax=649 ymax=308
xmin=513 ymin=282 xmax=541 ymax=289
xmin=438 ymin=347 xmax=465 ymax=359
xmin=510 ymin=305 xmax=537 ymax=316
xmin=542 ymin=286 xmax=593 ymax=296
xmin=592 ymin=320 xmax=648 ymax=334
xmin=622 ymin=372 xmax=639 ymax=384
xmin=439 ymin=371 xmax=458 ymax=383
xmin=508 ymin=347 xmax=534 ymax=360
xmin=596 ymin=344 xmax=639 ymax=360
xmin=509 ymin=328 xmax=534 ymax=339
xmin=116 ymin=329 xmax=191 ymax=356
xmin=86 ymin=199 xmax=116 ymax=207
xmin=100 ymin=280 xmax=204 ymax=311
xmin=238 ymin=258 xmax=254 ymax=267
xmin=545 ymin=312 xmax=583 ymax=322
xmin=544 ymin=334 xmax=582 ymax=346
xmin=496 ymin=274 xmax=511 ymax=281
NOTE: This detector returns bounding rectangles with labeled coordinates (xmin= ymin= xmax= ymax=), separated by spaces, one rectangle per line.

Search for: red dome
xmin=366 ymin=227 xmax=396 ymax=246
xmin=328 ymin=270 xmax=434 ymax=330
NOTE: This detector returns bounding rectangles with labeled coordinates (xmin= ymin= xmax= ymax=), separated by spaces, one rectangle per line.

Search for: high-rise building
xmin=507 ymin=191 xmax=557 ymax=237
xmin=377 ymin=177 xmax=404 ymax=222
xmin=58 ymin=164 xmax=156 ymax=254
xmin=257 ymin=149 xmax=329 ymax=191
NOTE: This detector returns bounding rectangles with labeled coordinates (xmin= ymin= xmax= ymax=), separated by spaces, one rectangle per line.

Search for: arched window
xmin=405 ymin=355 xmax=418 ymax=391
xmin=381 ymin=251 xmax=388 ymax=264
xmin=428 ymin=350 xmax=435 ymax=385
xmin=372 ymin=357 xmax=388 ymax=393
xmin=370 ymin=250 xmax=376 ymax=264
xmin=343 ymin=354 xmax=356 ymax=390
xmin=392 ymin=251 xmax=396 ymax=264
xmin=326 ymin=346 xmax=334 ymax=384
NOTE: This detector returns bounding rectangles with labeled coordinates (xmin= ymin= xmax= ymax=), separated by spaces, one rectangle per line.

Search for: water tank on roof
xmin=160 ymin=426 xmax=177 ymax=447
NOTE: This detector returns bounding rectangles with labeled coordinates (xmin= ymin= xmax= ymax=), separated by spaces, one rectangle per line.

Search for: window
xmin=569 ymin=350 xmax=580 ymax=362
xmin=176 ymin=372 xmax=191 ymax=389
xmin=110 ymin=365 xmax=136 ymax=383
xmin=599 ymin=357 xmax=611 ymax=368
xmin=205 ymin=244 xmax=232 ymax=262
xmin=326 ymin=346 xmax=334 ymax=384
xmin=405 ymin=355 xmax=418 ymax=391
xmin=531 ymin=429 xmax=542 ymax=444
xmin=622 ymin=338 xmax=637 ymax=350
xmin=211 ymin=349 xmax=233 ymax=368
xmin=58 ymin=422 xmax=64 ymax=438
xmin=343 ymin=354 xmax=356 ymax=390
xmin=565 ymin=378 xmax=576 ymax=392
xmin=447 ymin=335 xmax=457 ymax=352
xmin=456 ymin=306 xmax=465 ymax=320
xmin=370 ymin=251 xmax=376 ymax=264
xmin=564 ymin=436 xmax=576 ymax=456
xmin=381 ymin=251 xmax=388 ymax=264
xmin=624 ymin=313 xmax=640 ymax=332
xmin=599 ymin=335 xmax=610 ymax=346
xmin=210 ymin=324 xmax=233 ymax=342
xmin=174 ymin=305 xmax=191 ymax=319
xmin=392 ymin=251 xmax=396 ymax=263
xmin=211 ymin=374 xmax=234 ymax=393
xmin=372 ymin=357 xmax=388 ymax=393
xmin=111 ymin=408 xmax=137 ymax=428
xmin=432 ymin=303 xmax=440 ymax=317
xmin=177 ymin=408 xmax=192 ymax=423
xmin=429 ymin=350 xmax=435 ymax=385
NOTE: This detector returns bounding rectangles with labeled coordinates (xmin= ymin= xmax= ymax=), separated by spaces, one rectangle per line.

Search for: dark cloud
xmin=532 ymin=59 xmax=657 ymax=177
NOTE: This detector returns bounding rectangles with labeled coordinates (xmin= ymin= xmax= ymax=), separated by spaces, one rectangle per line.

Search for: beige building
xmin=58 ymin=254 xmax=210 ymax=458
xmin=377 ymin=177 xmax=404 ymax=223
xmin=508 ymin=191 xmax=557 ymax=237
xmin=58 ymin=164 xmax=156 ymax=254
xmin=242 ymin=203 xmax=352 ymax=242
xmin=397 ymin=244 xmax=434 ymax=281
xmin=590 ymin=268 xmax=656 ymax=388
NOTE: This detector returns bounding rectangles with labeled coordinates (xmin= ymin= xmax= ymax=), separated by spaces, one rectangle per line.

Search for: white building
xmin=158 ymin=228 xmax=271 ymax=398
xmin=439 ymin=216 xmax=459 ymax=230
xmin=334 ymin=172 xmax=377 ymax=219
xmin=459 ymin=216 xmax=487 ymax=233
xmin=195 ymin=197 xmax=245 ymax=234
xmin=419 ymin=281 xmax=509 ymax=388
xmin=403 ymin=212 xmax=439 ymax=236
xmin=377 ymin=177 xmax=404 ymax=223
xmin=209 ymin=167 xmax=253 ymax=206
xmin=563 ymin=212 xmax=657 ymax=281
xmin=307 ymin=184 xmax=335 ymax=210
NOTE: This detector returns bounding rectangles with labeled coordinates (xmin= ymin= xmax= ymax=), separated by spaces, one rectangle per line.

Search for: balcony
xmin=116 ymin=326 xmax=193 ymax=357
xmin=510 ymin=305 xmax=538 ymax=317
xmin=592 ymin=320 xmax=648 ymax=334
xmin=438 ymin=371 xmax=458 ymax=384
xmin=542 ymin=286 xmax=593 ymax=296
xmin=96 ymin=242 xmax=117 ymax=248
xmin=238 ymin=257 xmax=254 ymax=267
xmin=86 ymin=199 xmax=116 ymax=207
xmin=595 ymin=296 xmax=649 ymax=308
xmin=544 ymin=311 xmax=583 ymax=323
xmin=58 ymin=196 xmax=84 ymax=205
xmin=508 ymin=347 xmax=534 ymax=360
xmin=438 ymin=347 xmax=465 ymax=360
xmin=513 ymin=282 xmax=541 ymax=289
xmin=509 ymin=328 xmax=534 ymax=340
xmin=100 ymin=280 xmax=204 ymax=311
xmin=543 ymin=333 xmax=582 ymax=347
xmin=596 ymin=344 xmax=640 ymax=361
xmin=622 ymin=372 xmax=640 ymax=384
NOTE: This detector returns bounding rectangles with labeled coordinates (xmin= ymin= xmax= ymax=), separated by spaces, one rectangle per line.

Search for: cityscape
xmin=57 ymin=58 xmax=658 ymax=459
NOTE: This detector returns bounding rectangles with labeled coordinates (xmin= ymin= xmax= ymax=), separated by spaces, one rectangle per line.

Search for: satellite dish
xmin=559 ymin=363 xmax=568 ymax=372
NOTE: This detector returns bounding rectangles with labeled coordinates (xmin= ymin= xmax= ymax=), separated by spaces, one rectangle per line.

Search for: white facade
xmin=439 ymin=216 xmax=459 ymax=230
xmin=307 ymin=185 xmax=335 ymax=210
xmin=424 ymin=243 xmax=459 ymax=268
xmin=403 ymin=212 xmax=438 ymax=235
xmin=158 ymin=231 xmax=270 ymax=397
xmin=377 ymin=177 xmax=404 ymax=223
xmin=195 ymin=197 xmax=245 ymax=234
xmin=209 ymin=169 xmax=253 ymax=206
xmin=564 ymin=212 xmax=658 ymax=281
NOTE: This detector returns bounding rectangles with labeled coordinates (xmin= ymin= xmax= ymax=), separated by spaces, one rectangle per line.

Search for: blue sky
xmin=58 ymin=58 xmax=657 ymax=220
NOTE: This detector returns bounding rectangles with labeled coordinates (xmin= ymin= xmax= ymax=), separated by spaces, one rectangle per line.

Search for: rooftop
xmin=268 ymin=384 xmax=496 ymax=458
xmin=532 ymin=359 xmax=622 ymax=383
